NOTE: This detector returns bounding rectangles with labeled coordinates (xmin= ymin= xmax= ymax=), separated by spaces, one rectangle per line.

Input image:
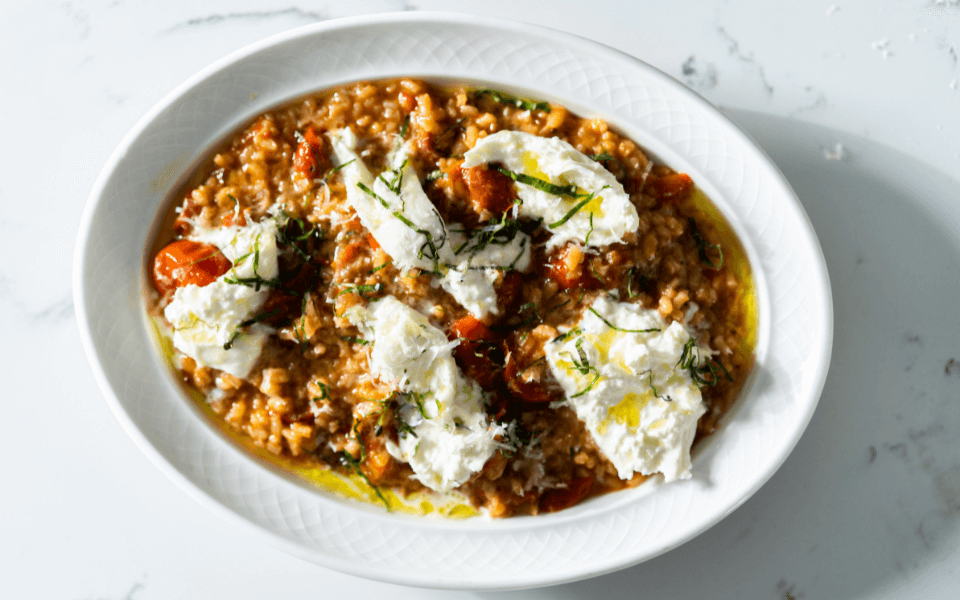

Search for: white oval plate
xmin=74 ymin=12 xmax=832 ymax=590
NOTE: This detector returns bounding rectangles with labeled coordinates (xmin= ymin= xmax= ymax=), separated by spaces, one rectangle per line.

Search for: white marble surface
xmin=3 ymin=0 xmax=960 ymax=597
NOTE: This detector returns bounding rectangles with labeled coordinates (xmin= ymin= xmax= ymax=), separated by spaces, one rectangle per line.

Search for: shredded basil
xmin=223 ymin=233 xmax=289 ymax=292
xmin=689 ymin=218 xmax=723 ymax=269
xmin=340 ymin=451 xmax=389 ymax=510
xmin=378 ymin=159 xmax=407 ymax=196
xmin=493 ymin=165 xmax=583 ymax=199
xmin=584 ymin=213 xmax=594 ymax=245
xmin=276 ymin=210 xmax=322 ymax=262
xmin=551 ymin=327 xmax=582 ymax=344
xmin=356 ymin=181 xmax=392 ymax=210
xmin=426 ymin=169 xmax=445 ymax=182
xmin=475 ymin=88 xmax=550 ymax=112
xmin=340 ymin=335 xmax=371 ymax=346
xmin=518 ymin=302 xmax=540 ymax=329
xmin=453 ymin=211 xmax=524 ymax=258
xmin=589 ymin=152 xmax=626 ymax=178
xmin=625 ymin=266 xmax=638 ymax=298
xmin=549 ymin=186 xmax=610 ymax=229
xmin=337 ymin=283 xmax=383 ymax=298
xmin=322 ymin=158 xmax=355 ymax=182
xmin=514 ymin=355 xmax=547 ymax=380
xmin=313 ymin=382 xmax=331 ymax=403
xmin=587 ymin=262 xmax=618 ymax=300
xmin=587 ymin=307 xmax=661 ymax=333
xmin=399 ymin=115 xmax=410 ymax=138
xmin=562 ymin=343 xmax=601 ymax=398
xmin=352 ymin=420 xmax=367 ymax=462
xmin=367 ymin=262 xmax=389 ymax=275
xmin=356 ymin=182 xmax=446 ymax=277
xmin=223 ymin=307 xmax=281 ymax=350
xmin=676 ymin=338 xmax=734 ymax=389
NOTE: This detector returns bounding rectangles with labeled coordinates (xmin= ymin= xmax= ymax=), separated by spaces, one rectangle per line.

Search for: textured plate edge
xmin=73 ymin=11 xmax=834 ymax=591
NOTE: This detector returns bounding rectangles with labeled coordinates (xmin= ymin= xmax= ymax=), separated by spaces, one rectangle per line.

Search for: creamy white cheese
xmin=545 ymin=297 xmax=707 ymax=482
xmin=349 ymin=296 xmax=505 ymax=492
xmin=163 ymin=219 xmax=279 ymax=378
xmin=462 ymin=130 xmax=640 ymax=250
xmin=328 ymin=128 xmax=530 ymax=317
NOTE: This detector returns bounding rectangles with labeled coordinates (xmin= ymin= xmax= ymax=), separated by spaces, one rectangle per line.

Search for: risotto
xmin=147 ymin=79 xmax=755 ymax=517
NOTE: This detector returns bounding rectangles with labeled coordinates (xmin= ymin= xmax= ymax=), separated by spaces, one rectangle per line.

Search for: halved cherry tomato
xmin=152 ymin=240 xmax=232 ymax=295
xmin=461 ymin=164 xmax=517 ymax=216
xmin=449 ymin=315 xmax=500 ymax=389
xmin=643 ymin=172 xmax=693 ymax=201
xmin=547 ymin=244 xmax=601 ymax=291
xmin=539 ymin=476 xmax=594 ymax=513
xmin=450 ymin=315 xmax=494 ymax=342
xmin=293 ymin=126 xmax=326 ymax=177
xmin=503 ymin=352 xmax=553 ymax=404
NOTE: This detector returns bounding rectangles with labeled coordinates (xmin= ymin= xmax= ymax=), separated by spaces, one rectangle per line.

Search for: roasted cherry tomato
xmin=548 ymin=244 xmax=601 ymax=291
xmin=503 ymin=352 xmax=553 ymax=404
xmin=152 ymin=240 xmax=232 ymax=295
xmin=462 ymin=164 xmax=517 ymax=215
xmin=643 ymin=172 xmax=693 ymax=201
xmin=449 ymin=315 xmax=500 ymax=389
xmin=450 ymin=314 xmax=494 ymax=342
xmin=293 ymin=125 xmax=326 ymax=177
xmin=539 ymin=476 xmax=594 ymax=513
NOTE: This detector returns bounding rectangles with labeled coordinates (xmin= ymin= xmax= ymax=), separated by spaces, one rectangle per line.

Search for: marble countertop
xmin=4 ymin=0 xmax=960 ymax=597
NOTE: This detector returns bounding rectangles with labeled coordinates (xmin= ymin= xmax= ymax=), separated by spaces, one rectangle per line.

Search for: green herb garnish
xmin=587 ymin=307 xmax=661 ymax=333
xmin=676 ymin=338 xmax=734 ymax=389
xmin=356 ymin=182 xmax=447 ymax=277
xmin=562 ymin=341 xmax=601 ymax=399
xmin=313 ymin=382 xmax=331 ymax=403
xmin=276 ymin=210 xmax=322 ymax=262
xmin=689 ymin=218 xmax=723 ymax=269
xmin=551 ymin=327 xmax=582 ymax=344
xmin=340 ymin=451 xmax=389 ymax=510
xmin=548 ymin=186 xmax=609 ymax=229
xmin=588 ymin=152 xmax=626 ymax=178
xmin=352 ymin=420 xmax=367 ymax=462
xmin=493 ymin=165 xmax=582 ymax=199
xmin=624 ymin=266 xmax=638 ymax=298
xmin=337 ymin=283 xmax=383 ymax=298
xmin=378 ymin=159 xmax=408 ymax=196
xmin=426 ymin=169 xmax=445 ymax=182
xmin=476 ymin=89 xmax=550 ymax=112
xmin=453 ymin=210 xmax=524 ymax=258
xmin=222 ymin=307 xmax=281 ymax=350
xmin=340 ymin=335 xmax=371 ymax=346
xmin=322 ymin=158 xmax=356 ymax=182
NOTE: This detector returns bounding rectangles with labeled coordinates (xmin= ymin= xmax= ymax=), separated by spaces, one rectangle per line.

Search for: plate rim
xmin=74 ymin=10 xmax=833 ymax=590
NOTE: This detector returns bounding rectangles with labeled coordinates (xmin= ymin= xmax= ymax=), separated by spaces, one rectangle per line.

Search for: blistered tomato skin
xmin=293 ymin=126 xmax=326 ymax=177
xmin=449 ymin=315 xmax=501 ymax=389
xmin=548 ymin=244 xmax=601 ymax=291
xmin=539 ymin=476 xmax=594 ymax=513
xmin=503 ymin=354 xmax=553 ymax=404
xmin=644 ymin=172 xmax=693 ymax=201
xmin=152 ymin=240 xmax=232 ymax=295
xmin=461 ymin=165 xmax=517 ymax=216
